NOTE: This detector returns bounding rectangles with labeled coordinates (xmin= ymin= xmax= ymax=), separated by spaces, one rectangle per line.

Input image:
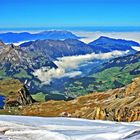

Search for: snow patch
xmin=0 ymin=115 xmax=140 ymax=140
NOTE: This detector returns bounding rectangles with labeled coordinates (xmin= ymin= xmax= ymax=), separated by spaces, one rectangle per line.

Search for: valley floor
xmin=0 ymin=115 xmax=140 ymax=140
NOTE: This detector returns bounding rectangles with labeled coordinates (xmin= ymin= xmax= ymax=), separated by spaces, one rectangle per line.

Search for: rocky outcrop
xmin=0 ymin=79 xmax=34 ymax=108
xmin=72 ymin=77 xmax=140 ymax=122
xmin=21 ymin=77 xmax=140 ymax=122
xmin=5 ymin=86 xmax=34 ymax=108
xmin=0 ymin=43 xmax=33 ymax=68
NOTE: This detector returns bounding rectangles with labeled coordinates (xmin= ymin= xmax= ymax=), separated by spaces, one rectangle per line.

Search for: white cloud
xmin=132 ymin=46 xmax=140 ymax=51
xmin=74 ymin=31 xmax=140 ymax=44
xmin=33 ymin=50 xmax=129 ymax=85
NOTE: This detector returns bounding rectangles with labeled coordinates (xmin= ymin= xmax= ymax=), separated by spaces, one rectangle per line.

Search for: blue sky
xmin=0 ymin=0 xmax=140 ymax=28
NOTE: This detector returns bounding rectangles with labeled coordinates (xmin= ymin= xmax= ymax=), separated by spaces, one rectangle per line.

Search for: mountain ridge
xmin=0 ymin=30 xmax=80 ymax=43
xmin=1 ymin=35 xmax=140 ymax=98
xmin=20 ymin=39 xmax=93 ymax=58
xmin=89 ymin=36 xmax=140 ymax=53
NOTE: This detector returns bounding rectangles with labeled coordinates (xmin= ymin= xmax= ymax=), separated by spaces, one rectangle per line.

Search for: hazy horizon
xmin=1 ymin=26 xmax=140 ymax=32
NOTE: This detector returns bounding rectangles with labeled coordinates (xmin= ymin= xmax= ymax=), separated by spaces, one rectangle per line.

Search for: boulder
xmin=0 ymin=79 xmax=34 ymax=108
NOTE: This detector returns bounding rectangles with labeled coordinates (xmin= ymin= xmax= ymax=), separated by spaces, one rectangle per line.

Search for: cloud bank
xmin=33 ymin=50 xmax=129 ymax=84
xmin=132 ymin=46 xmax=140 ymax=51
xmin=75 ymin=31 xmax=140 ymax=44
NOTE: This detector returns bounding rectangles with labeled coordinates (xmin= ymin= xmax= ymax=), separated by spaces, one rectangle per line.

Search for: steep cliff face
xmin=21 ymin=77 xmax=140 ymax=122
xmin=0 ymin=79 xmax=34 ymax=108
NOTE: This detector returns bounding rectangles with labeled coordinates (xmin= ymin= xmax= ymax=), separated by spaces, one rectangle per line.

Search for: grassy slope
xmin=64 ymin=61 xmax=140 ymax=97
xmin=31 ymin=92 xmax=46 ymax=102
xmin=13 ymin=69 xmax=32 ymax=79
xmin=0 ymin=79 xmax=23 ymax=96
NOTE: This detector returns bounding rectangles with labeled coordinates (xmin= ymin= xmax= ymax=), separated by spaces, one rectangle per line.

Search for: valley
xmin=0 ymin=30 xmax=140 ymax=122
xmin=1 ymin=0 xmax=140 ymax=139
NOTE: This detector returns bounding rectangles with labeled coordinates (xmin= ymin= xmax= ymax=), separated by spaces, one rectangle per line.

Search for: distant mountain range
xmin=20 ymin=39 xmax=93 ymax=58
xmin=19 ymin=34 xmax=140 ymax=98
xmin=1 ymin=31 xmax=140 ymax=122
xmin=20 ymin=36 xmax=140 ymax=58
xmin=0 ymin=30 xmax=140 ymax=100
xmin=89 ymin=36 xmax=139 ymax=53
xmin=0 ymin=30 xmax=80 ymax=43
xmin=0 ymin=30 xmax=139 ymax=54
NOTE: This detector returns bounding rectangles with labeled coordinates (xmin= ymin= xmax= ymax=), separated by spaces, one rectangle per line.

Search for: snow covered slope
xmin=0 ymin=115 xmax=140 ymax=140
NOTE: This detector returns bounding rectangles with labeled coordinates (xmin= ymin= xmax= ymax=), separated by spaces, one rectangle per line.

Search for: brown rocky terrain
xmin=0 ymin=79 xmax=34 ymax=108
xmin=21 ymin=77 xmax=140 ymax=122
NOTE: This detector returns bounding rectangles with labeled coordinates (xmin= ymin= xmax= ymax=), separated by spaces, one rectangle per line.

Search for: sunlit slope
xmin=64 ymin=52 xmax=140 ymax=97
xmin=21 ymin=76 xmax=140 ymax=122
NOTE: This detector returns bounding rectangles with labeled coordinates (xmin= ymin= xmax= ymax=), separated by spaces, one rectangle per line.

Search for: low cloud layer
xmin=75 ymin=31 xmax=140 ymax=44
xmin=132 ymin=46 xmax=140 ymax=51
xmin=33 ymin=50 xmax=129 ymax=85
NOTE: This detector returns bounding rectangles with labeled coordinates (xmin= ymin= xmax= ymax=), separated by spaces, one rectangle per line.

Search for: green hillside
xmin=64 ymin=53 xmax=140 ymax=97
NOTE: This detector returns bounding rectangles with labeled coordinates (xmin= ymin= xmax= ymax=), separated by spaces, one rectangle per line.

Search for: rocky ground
xmin=1 ymin=76 xmax=140 ymax=122
xmin=0 ymin=79 xmax=34 ymax=114
xmin=19 ymin=76 xmax=140 ymax=122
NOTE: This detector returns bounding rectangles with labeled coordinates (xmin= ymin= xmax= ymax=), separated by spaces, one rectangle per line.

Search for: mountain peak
xmin=39 ymin=30 xmax=71 ymax=34
xmin=94 ymin=36 xmax=115 ymax=43
xmin=88 ymin=36 xmax=140 ymax=53
xmin=91 ymin=36 xmax=140 ymax=45
xmin=0 ymin=43 xmax=32 ymax=68
xmin=38 ymin=30 xmax=80 ymax=40
xmin=98 ymin=36 xmax=111 ymax=40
